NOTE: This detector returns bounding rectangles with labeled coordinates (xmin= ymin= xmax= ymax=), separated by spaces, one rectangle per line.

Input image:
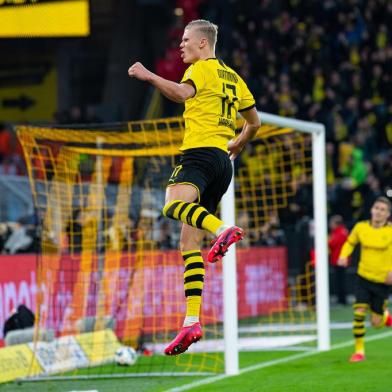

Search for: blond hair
xmin=186 ymin=19 xmax=218 ymax=49
xmin=374 ymin=196 xmax=392 ymax=212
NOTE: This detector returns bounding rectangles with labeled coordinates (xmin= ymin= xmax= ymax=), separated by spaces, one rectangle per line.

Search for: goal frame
xmin=222 ymin=110 xmax=330 ymax=375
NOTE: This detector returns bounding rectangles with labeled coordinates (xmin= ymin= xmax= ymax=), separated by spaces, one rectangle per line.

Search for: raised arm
xmin=228 ymin=107 xmax=261 ymax=160
xmin=128 ymin=62 xmax=195 ymax=103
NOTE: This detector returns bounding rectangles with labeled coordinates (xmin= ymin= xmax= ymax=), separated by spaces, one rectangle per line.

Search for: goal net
xmin=1 ymin=112 xmax=328 ymax=383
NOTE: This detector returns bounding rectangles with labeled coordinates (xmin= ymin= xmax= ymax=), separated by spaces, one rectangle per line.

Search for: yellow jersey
xmin=180 ymin=58 xmax=255 ymax=152
xmin=340 ymin=221 xmax=392 ymax=283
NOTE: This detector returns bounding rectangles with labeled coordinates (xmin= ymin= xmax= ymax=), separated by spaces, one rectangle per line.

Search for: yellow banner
xmin=75 ymin=329 xmax=121 ymax=364
xmin=0 ymin=0 xmax=89 ymax=37
xmin=0 ymin=330 xmax=120 ymax=383
xmin=0 ymin=344 xmax=42 ymax=383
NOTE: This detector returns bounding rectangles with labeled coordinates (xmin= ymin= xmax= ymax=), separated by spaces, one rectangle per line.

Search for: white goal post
xmin=221 ymin=110 xmax=330 ymax=375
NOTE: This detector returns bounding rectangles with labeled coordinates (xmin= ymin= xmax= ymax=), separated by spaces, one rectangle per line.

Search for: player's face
xmin=180 ymin=27 xmax=202 ymax=64
xmin=370 ymin=201 xmax=390 ymax=225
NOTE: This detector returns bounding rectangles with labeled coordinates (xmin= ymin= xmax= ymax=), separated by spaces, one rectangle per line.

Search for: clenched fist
xmin=228 ymin=139 xmax=244 ymax=161
xmin=128 ymin=62 xmax=152 ymax=81
xmin=337 ymin=258 xmax=349 ymax=267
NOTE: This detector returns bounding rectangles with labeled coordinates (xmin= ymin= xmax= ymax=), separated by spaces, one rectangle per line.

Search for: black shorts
xmin=354 ymin=274 xmax=389 ymax=315
xmin=167 ymin=147 xmax=232 ymax=214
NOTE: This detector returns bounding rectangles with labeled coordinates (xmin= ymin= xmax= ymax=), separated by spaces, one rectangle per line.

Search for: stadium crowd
xmin=0 ymin=0 xmax=391 ymax=261
xmin=195 ymin=0 xmax=392 ymax=227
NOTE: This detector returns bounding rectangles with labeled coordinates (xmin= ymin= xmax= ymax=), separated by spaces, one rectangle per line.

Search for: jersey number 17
xmin=221 ymin=83 xmax=238 ymax=119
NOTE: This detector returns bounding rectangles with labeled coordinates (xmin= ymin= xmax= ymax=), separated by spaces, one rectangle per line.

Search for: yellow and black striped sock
xmin=353 ymin=310 xmax=366 ymax=354
xmin=163 ymin=199 xmax=223 ymax=234
xmin=182 ymin=250 xmax=205 ymax=325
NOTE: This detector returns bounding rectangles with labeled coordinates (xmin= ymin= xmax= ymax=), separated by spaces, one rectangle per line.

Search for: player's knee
xmin=372 ymin=320 xmax=383 ymax=328
xmin=179 ymin=240 xmax=188 ymax=253
xmin=179 ymin=238 xmax=200 ymax=253
xmin=371 ymin=314 xmax=383 ymax=328
xmin=353 ymin=307 xmax=366 ymax=316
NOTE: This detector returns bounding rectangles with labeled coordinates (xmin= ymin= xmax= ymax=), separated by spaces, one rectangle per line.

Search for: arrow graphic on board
xmin=2 ymin=95 xmax=36 ymax=110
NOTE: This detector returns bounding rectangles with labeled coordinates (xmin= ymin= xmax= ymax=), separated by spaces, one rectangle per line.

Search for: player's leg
xmin=202 ymin=159 xmax=243 ymax=263
xmin=350 ymin=276 xmax=370 ymax=362
xmin=163 ymin=183 xmax=226 ymax=235
xmin=163 ymin=153 xmax=243 ymax=263
xmin=180 ymin=224 xmax=206 ymax=327
xmin=383 ymin=309 xmax=392 ymax=327
xmin=370 ymin=311 xmax=392 ymax=328
xmin=370 ymin=287 xmax=392 ymax=328
xmin=164 ymin=224 xmax=204 ymax=355
xmin=163 ymin=185 xmax=244 ymax=262
xmin=350 ymin=304 xmax=367 ymax=362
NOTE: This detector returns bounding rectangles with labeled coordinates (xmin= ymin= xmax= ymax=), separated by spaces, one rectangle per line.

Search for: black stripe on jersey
xmin=218 ymin=59 xmax=226 ymax=68
xmin=181 ymin=79 xmax=197 ymax=96
xmin=239 ymin=104 xmax=256 ymax=112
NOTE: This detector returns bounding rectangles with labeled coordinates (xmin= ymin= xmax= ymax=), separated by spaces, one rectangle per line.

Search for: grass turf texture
xmin=1 ymin=305 xmax=391 ymax=392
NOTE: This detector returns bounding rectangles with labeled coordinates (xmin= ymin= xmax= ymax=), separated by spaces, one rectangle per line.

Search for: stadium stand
xmin=0 ymin=0 xmax=391 ymax=300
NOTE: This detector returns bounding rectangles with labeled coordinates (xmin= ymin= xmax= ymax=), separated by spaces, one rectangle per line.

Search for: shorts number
xmin=169 ymin=164 xmax=182 ymax=181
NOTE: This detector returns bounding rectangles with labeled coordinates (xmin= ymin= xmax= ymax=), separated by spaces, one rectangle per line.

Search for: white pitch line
xmin=164 ymin=330 xmax=392 ymax=392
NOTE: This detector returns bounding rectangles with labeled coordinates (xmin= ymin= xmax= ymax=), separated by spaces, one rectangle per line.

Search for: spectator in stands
xmin=258 ymin=213 xmax=286 ymax=247
xmin=236 ymin=210 xmax=252 ymax=248
xmin=136 ymin=208 xmax=161 ymax=246
xmin=157 ymin=219 xmax=176 ymax=250
xmin=195 ymin=0 xmax=392 ymax=224
xmin=340 ymin=147 xmax=368 ymax=191
xmin=69 ymin=106 xmax=83 ymax=123
xmin=328 ymin=215 xmax=349 ymax=305
xmin=85 ymin=105 xmax=102 ymax=124
xmin=0 ymin=123 xmax=15 ymax=174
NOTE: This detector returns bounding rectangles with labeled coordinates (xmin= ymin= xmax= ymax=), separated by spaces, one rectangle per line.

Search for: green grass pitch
xmin=1 ymin=306 xmax=391 ymax=392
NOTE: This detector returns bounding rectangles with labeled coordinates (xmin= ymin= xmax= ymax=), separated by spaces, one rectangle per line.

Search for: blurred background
xmin=0 ymin=0 xmax=391 ymax=300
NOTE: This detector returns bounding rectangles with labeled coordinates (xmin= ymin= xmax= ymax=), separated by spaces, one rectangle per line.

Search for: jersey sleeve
xmin=238 ymin=77 xmax=256 ymax=112
xmin=181 ymin=62 xmax=205 ymax=93
xmin=339 ymin=223 xmax=360 ymax=259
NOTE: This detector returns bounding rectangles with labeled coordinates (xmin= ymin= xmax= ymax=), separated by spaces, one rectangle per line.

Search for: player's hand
xmin=385 ymin=271 xmax=392 ymax=285
xmin=337 ymin=258 xmax=348 ymax=267
xmin=228 ymin=139 xmax=243 ymax=161
xmin=128 ymin=62 xmax=152 ymax=81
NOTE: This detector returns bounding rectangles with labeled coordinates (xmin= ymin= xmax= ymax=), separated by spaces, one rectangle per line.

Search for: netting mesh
xmin=11 ymin=116 xmax=315 ymax=381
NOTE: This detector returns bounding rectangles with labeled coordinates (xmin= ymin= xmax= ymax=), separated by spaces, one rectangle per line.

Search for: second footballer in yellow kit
xmin=338 ymin=196 xmax=392 ymax=362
